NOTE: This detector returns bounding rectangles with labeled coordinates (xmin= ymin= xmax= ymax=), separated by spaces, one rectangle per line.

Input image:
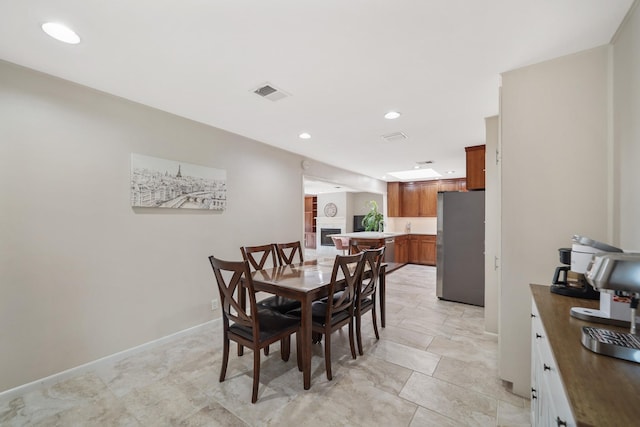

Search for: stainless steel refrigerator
xmin=436 ymin=190 xmax=485 ymax=306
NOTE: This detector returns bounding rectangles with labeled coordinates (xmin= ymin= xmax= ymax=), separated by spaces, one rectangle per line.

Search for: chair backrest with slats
xmin=275 ymin=241 xmax=304 ymax=265
xmin=360 ymin=247 xmax=385 ymax=300
xmin=241 ymin=244 xmax=278 ymax=271
xmin=326 ymin=252 xmax=365 ymax=318
xmin=349 ymin=239 xmax=381 ymax=254
xmin=208 ymin=256 xmax=257 ymax=332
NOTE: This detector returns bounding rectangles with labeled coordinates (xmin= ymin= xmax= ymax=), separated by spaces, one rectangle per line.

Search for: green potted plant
xmin=362 ymin=200 xmax=384 ymax=232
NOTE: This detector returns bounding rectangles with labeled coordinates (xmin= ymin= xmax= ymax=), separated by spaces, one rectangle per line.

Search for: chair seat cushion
xmin=257 ymin=296 xmax=301 ymax=313
xmin=359 ymin=297 xmax=374 ymax=311
xmin=319 ymin=290 xmax=343 ymax=304
xmin=230 ymin=307 xmax=299 ymax=342
xmin=287 ymin=301 xmax=351 ymax=326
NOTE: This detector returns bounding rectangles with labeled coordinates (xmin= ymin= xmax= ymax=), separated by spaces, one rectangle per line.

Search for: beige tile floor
xmin=0 ymin=264 xmax=530 ymax=426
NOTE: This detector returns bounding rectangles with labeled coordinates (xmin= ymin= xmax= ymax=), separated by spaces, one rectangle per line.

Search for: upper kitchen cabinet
xmin=465 ymin=144 xmax=486 ymax=190
xmin=418 ymin=181 xmax=438 ymax=217
xmin=387 ymin=182 xmax=401 ymax=217
xmin=387 ymin=178 xmax=466 ymax=217
xmin=402 ymin=181 xmax=437 ymax=217
xmin=438 ymin=178 xmax=466 ymax=192
xmin=401 ymin=182 xmax=420 ymax=217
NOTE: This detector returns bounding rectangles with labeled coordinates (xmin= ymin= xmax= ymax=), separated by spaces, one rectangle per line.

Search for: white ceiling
xmin=0 ymin=1 xmax=633 ymax=182
xmin=304 ymin=178 xmax=361 ymax=195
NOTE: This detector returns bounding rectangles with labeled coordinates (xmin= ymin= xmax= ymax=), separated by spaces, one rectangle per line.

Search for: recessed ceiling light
xmin=299 ymin=132 xmax=311 ymax=140
xmin=41 ymin=22 xmax=80 ymax=44
xmin=384 ymin=111 xmax=401 ymax=120
xmin=387 ymin=168 xmax=442 ymax=180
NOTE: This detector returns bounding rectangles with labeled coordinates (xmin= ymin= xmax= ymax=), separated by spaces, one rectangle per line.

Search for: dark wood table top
xmin=251 ymin=259 xmax=341 ymax=293
xmin=530 ymin=284 xmax=640 ymax=427
xmin=251 ymin=259 xmax=391 ymax=293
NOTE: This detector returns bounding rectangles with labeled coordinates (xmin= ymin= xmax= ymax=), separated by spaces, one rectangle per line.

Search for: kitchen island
xmin=327 ymin=232 xmax=405 ymax=262
xmin=328 ymin=232 xmax=436 ymax=265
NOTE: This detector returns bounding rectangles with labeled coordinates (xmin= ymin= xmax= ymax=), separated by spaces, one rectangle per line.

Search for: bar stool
xmin=331 ymin=236 xmax=349 ymax=255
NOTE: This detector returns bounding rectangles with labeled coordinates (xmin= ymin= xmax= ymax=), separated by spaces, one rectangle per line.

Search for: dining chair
xmin=241 ymin=244 xmax=302 ymax=314
xmin=287 ymin=252 xmax=365 ymax=380
xmin=275 ymin=241 xmax=304 ymax=266
xmin=355 ymin=246 xmax=385 ymax=355
xmin=241 ymin=244 xmax=278 ymax=271
xmin=208 ymin=255 xmax=301 ymax=403
xmin=241 ymin=244 xmax=302 ymax=356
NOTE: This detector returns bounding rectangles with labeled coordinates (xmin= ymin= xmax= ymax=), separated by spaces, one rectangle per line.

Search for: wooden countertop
xmin=530 ymin=284 xmax=640 ymax=426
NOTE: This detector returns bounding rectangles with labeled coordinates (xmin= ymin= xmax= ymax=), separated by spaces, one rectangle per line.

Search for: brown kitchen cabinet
xmin=394 ymin=234 xmax=409 ymax=263
xmin=421 ymin=235 xmax=436 ymax=266
xmin=465 ymin=144 xmax=486 ymax=190
xmin=408 ymin=235 xmax=420 ymax=264
xmin=402 ymin=181 xmax=437 ymax=217
xmin=387 ymin=182 xmax=401 ymax=217
xmin=407 ymin=234 xmax=436 ymax=265
xmin=304 ymin=195 xmax=317 ymax=249
xmin=438 ymin=178 xmax=466 ymax=192
xmin=418 ymin=181 xmax=438 ymax=217
xmin=401 ymin=182 xmax=420 ymax=217
xmin=387 ymin=178 xmax=466 ymax=217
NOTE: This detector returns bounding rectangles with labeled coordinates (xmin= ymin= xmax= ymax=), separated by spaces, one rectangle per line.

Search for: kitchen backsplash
xmin=386 ymin=217 xmax=437 ymax=235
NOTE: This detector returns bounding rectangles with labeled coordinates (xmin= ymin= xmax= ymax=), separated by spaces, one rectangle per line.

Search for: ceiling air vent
xmin=252 ymin=82 xmax=290 ymax=102
xmin=381 ymin=132 xmax=408 ymax=143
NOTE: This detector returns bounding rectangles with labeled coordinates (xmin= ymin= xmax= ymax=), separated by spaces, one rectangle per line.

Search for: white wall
xmin=499 ymin=47 xmax=610 ymax=396
xmin=0 ymin=60 xmax=382 ymax=392
xmin=613 ymin=2 xmax=640 ymax=250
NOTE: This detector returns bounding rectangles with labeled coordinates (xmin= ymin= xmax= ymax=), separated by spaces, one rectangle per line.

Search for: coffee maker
xmin=580 ymin=252 xmax=640 ymax=363
xmin=550 ymin=235 xmax=621 ymax=300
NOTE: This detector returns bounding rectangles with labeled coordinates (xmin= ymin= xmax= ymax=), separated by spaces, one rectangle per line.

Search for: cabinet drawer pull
xmin=544 ymin=364 xmax=551 ymax=371
xmin=556 ymin=416 xmax=567 ymax=426
xmin=531 ymin=313 xmax=536 ymax=318
xmin=536 ymin=333 xmax=542 ymax=339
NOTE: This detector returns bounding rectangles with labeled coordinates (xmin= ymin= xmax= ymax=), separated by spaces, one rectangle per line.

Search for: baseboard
xmin=0 ymin=319 xmax=220 ymax=400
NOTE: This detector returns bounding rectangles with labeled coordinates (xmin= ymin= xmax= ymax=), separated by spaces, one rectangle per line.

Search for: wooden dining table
xmin=249 ymin=259 xmax=397 ymax=390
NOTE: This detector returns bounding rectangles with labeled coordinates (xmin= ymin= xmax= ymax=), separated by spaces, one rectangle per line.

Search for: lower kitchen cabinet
xmin=421 ymin=235 xmax=436 ymax=265
xmin=407 ymin=234 xmax=436 ymax=266
xmin=531 ymin=299 xmax=575 ymax=427
xmin=408 ymin=235 xmax=419 ymax=264
xmin=394 ymin=235 xmax=409 ymax=264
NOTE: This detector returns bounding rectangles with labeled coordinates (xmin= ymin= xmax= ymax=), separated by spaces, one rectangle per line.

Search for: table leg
xmin=301 ymin=296 xmax=312 ymax=389
xmin=379 ymin=265 xmax=386 ymax=328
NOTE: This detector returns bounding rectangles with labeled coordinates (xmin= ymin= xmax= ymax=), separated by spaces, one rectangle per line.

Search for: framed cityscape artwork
xmin=130 ymin=153 xmax=227 ymax=210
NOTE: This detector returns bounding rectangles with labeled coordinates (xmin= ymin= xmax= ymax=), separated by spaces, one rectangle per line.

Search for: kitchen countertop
xmin=327 ymin=232 xmax=406 ymax=239
xmin=327 ymin=232 xmax=434 ymax=238
xmin=530 ymin=284 xmax=640 ymax=426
